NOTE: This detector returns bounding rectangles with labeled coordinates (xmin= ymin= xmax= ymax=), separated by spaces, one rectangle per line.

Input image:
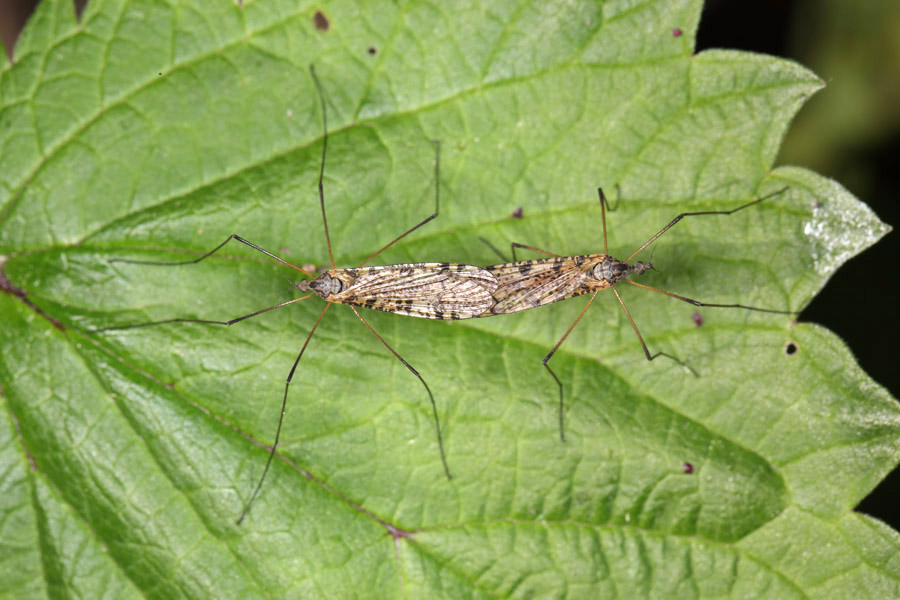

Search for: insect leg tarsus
xmin=542 ymin=358 xmax=566 ymax=443
xmin=608 ymin=185 xmax=622 ymax=212
xmin=541 ymin=290 xmax=600 ymax=442
xmin=349 ymin=306 xmax=452 ymax=479
xmin=646 ymin=350 xmax=699 ymax=377
xmin=612 ymin=287 xmax=698 ymax=376
xmin=236 ymin=302 xmax=333 ymax=525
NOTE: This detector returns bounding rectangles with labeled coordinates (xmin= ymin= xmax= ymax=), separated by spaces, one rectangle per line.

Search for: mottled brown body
xmin=299 ymin=262 xmax=498 ymax=320
xmin=484 ymin=254 xmax=652 ymax=315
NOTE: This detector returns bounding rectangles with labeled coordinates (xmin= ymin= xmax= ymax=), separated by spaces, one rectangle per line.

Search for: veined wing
xmin=486 ymin=256 xmax=603 ymax=314
xmin=333 ymin=263 xmax=498 ymax=320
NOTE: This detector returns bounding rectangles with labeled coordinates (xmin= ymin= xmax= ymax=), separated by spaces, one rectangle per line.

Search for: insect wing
xmin=487 ymin=258 xmax=594 ymax=314
xmin=334 ymin=263 xmax=498 ymax=320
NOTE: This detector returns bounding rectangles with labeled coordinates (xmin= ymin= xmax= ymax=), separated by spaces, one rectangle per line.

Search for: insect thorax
xmin=303 ymin=270 xmax=356 ymax=300
xmin=591 ymin=257 xmax=652 ymax=286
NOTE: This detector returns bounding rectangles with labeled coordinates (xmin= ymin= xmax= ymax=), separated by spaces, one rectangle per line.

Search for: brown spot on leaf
xmin=314 ymin=10 xmax=330 ymax=31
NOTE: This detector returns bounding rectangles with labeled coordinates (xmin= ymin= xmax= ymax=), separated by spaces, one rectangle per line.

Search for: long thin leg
xmin=309 ymin=64 xmax=336 ymax=270
xmin=612 ymin=287 xmax=698 ymax=376
xmin=624 ymin=280 xmax=795 ymax=314
xmin=479 ymin=239 xmax=560 ymax=263
xmin=478 ymin=237 xmax=561 ymax=263
xmin=510 ymin=242 xmax=561 ymax=262
xmin=479 ymin=237 xmax=510 ymax=262
xmin=311 ymin=64 xmax=442 ymax=270
xmin=625 ymin=187 xmax=790 ymax=263
xmin=349 ymin=306 xmax=452 ymax=480
xmin=598 ymin=187 xmax=610 ymax=255
xmin=359 ymin=140 xmax=442 ymax=267
xmin=90 ymin=294 xmax=315 ymax=333
xmin=541 ymin=290 xmax=600 ymax=442
xmin=541 ymin=283 xmax=700 ymax=443
xmin=502 ymin=185 xmax=618 ymax=262
xmin=111 ymin=234 xmax=314 ymax=276
xmin=610 ymin=184 xmax=622 ymax=212
xmin=236 ymin=302 xmax=333 ymax=525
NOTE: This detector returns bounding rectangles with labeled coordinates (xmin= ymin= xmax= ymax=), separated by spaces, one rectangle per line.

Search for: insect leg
xmin=236 ymin=302 xmax=333 ymax=525
xmin=477 ymin=237 xmax=559 ymax=262
xmin=542 ymin=290 xmax=600 ymax=442
xmin=349 ymin=306 xmax=452 ymax=480
xmin=312 ymin=64 xmax=444 ymax=270
xmin=358 ymin=139 xmax=443 ymax=268
xmin=308 ymin=64 xmax=337 ymax=270
xmin=624 ymin=187 xmax=790 ymax=263
xmin=510 ymin=243 xmax=561 ymax=262
xmin=598 ymin=187 xmax=611 ymax=255
xmin=624 ymin=279 xmax=796 ymax=315
xmin=612 ymin=287 xmax=698 ymax=376
xmin=478 ymin=237 xmax=511 ymax=262
xmin=505 ymin=184 xmax=622 ymax=260
xmin=89 ymin=294 xmax=315 ymax=333
xmin=110 ymin=234 xmax=314 ymax=276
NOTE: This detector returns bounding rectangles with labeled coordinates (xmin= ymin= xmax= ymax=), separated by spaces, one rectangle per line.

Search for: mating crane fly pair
xmin=95 ymin=65 xmax=793 ymax=523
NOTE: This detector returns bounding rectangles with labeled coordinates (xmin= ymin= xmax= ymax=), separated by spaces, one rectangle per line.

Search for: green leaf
xmin=1 ymin=0 xmax=897 ymax=598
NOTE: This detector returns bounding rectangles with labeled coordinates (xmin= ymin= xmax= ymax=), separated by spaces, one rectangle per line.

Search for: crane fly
xmin=482 ymin=186 xmax=793 ymax=441
xmin=92 ymin=65 xmax=499 ymax=524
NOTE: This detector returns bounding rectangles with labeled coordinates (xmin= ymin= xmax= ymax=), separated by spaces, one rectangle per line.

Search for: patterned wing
xmin=486 ymin=257 xmax=598 ymax=314
xmin=333 ymin=263 xmax=498 ymax=320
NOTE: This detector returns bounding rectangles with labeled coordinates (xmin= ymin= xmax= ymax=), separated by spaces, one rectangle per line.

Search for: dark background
xmin=695 ymin=0 xmax=900 ymax=531
xmin=2 ymin=0 xmax=897 ymax=528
